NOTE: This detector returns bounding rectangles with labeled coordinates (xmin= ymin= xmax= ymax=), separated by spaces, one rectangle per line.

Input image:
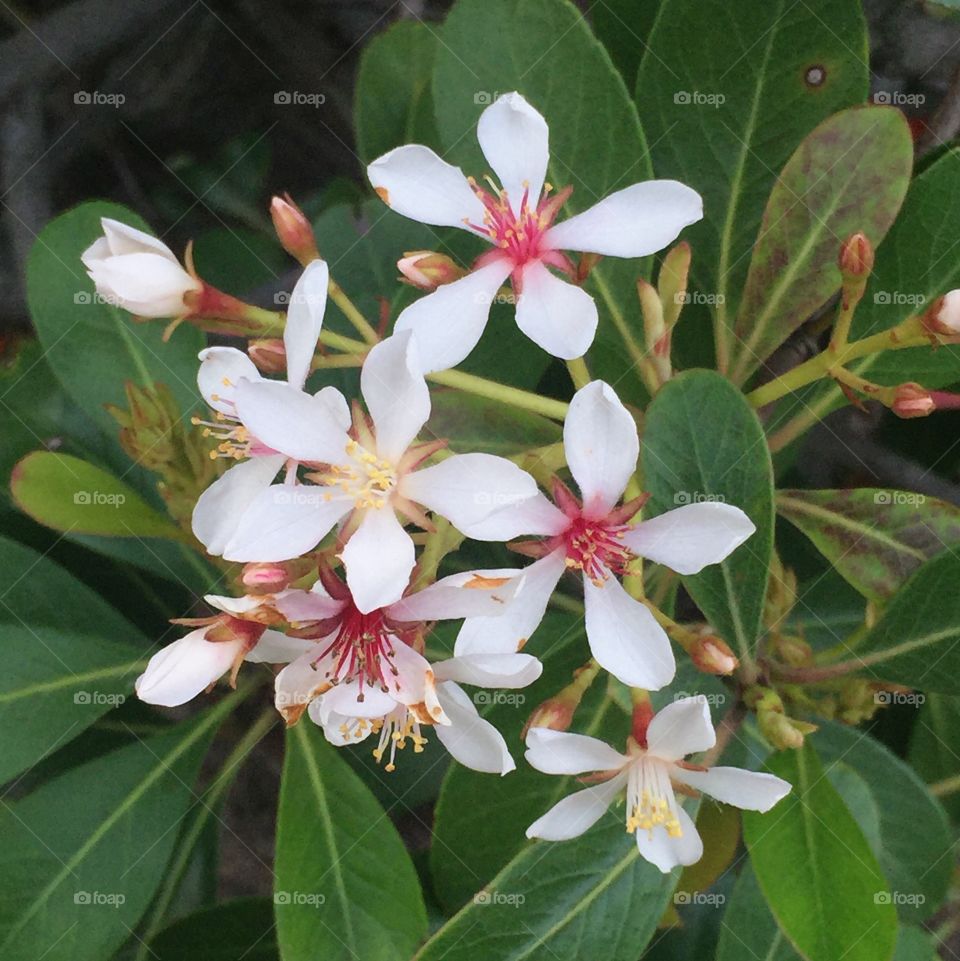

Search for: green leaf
xmin=743 ymin=743 xmax=898 ymax=961
xmin=894 ymin=925 xmax=940 ymax=961
xmin=728 ymin=106 xmax=913 ymax=383
xmin=151 ymin=898 xmax=278 ymax=961
xmin=26 ymin=201 xmax=204 ymax=437
xmin=355 ymin=20 xmax=439 ymax=165
xmin=638 ymin=0 xmax=868 ymax=367
xmin=777 ymin=489 xmax=960 ymax=603
xmin=641 ymin=370 xmax=774 ymax=658
xmin=417 ymin=806 xmax=691 ymax=961
xmin=851 ymin=552 xmax=960 ymax=694
xmin=0 ymin=624 xmax=143 ymax=784
xmin=274 ymin=724 xmax=427 ymax=961
xmin=0 ymin=705 xmax=228 ymax=961
xmin=11 ymin=452 xmax=182 ymax=539
xmin=910 ymin=693 xmax=960 ymax=820
xmin=428 ymin=389 xmax=561 ymax=456
xmin=815 ymin=721 xmax=951 ymax=923
xmin=716 ymin=864 xmax=801 ymax=961
xmin=431 ymin=0 xmax=653 ymax=403
xmin=594 ymin=0 xmax=662 ymax=89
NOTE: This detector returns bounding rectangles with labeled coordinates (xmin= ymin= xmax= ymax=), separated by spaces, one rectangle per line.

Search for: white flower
xmin=135 ymin=592 xmax=311 ymax=707
xmin=191 ymin=261 xmax=340 ymax=556
xmin=524 ymin=697 xmax=791 ymax=872
xmin=931 ymin=289 xmax=960 ymax=335
xmin=453 ymin=380 xmax=755 ymax=689
xmin=367 ymin=92 xmax=702 ymax=371
xmin=273 ymin=567 xmax=541 ymax=774
xmin=200 ymin=330 xmax=538 ymax=613
xmin=81 ymin=218 xmax=201 ymax=317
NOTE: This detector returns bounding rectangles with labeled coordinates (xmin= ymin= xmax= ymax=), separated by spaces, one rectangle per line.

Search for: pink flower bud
xmin=270 ymin=194 xmax=319 ymax=265
xmin=241 ymin=561 xmax=294 ymax=594
xmin=248 ymin=338 xmax=287 ymax=374
xmin=397 ymin=251 xmax=464 ymax=291
xmin=892 ymin=382 xmax=935 ymax=419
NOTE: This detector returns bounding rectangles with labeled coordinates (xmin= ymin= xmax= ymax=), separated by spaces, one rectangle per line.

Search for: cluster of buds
xmin=747 ymin=686 xmax=817 ymax=751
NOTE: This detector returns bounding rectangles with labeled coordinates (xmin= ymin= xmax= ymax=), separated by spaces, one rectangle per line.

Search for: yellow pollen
xmin=314 ymin=440 xmax=397 ymax=510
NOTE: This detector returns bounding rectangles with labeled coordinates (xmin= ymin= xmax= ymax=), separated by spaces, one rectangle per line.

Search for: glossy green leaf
xmin=26 ymin=201 xmax=204 ymax=437
xmin=728 ymin=106 xmax=913 ymax=383
xmin=894 ymin=925 xmax=940 ymax=961
xmin=910 ymin=693 xmax=960 ymax=820
xmin=0 ymin=706 xmax=227 ymax=961
xmin=355 ymin=20 xmax=439 ymax=165
xmin=151 ymin=898 xmax=278 ymax=961
xmin=716 ymin=864 xmax=801 ymax=961
xmin=418 ymin=806 xmax=691 ymax=961
xmin=594 ymin=0 xmax=662 ymax=88
xmin=852 ymin=552 xmax=960 ymax=694
xmin=816 ymin=722 xmax=951 ymax=923
xmin=638 ymin=0 xmax=868 ymax=368
xmin=0 ymin=625 xmax=143 ymax=784
xmin=777 ymin=489 xmax=960 ymax=603
xmin=641 ymin=370 xmax=774 ymax=658
xmin=274 ymin=724 xmax=427 ymax=961
xmin=11 ymin=452 xmax=182 ymax=540
xmin=431 ymin=0 xmax=653 ymax=403
xmin=743 ymin=743 xmax=897 ymax=961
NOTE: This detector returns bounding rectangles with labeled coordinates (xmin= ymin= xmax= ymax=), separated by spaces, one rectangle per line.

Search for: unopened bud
xmin=838 ymin=232 xmax=874 ymax=280
xmin=923 ymin=290 xmax=960 ymax=337
xmin=205 ymin=614 xmax=265 ymax=651
xmin=658 ymin=241 xmax=691 ymax=330
xmin=522 ymin=697 xmax=576 ymax=738
xmin=690 ymin=635 xmax=738 ymax=675
xmin=773 ymin=635 xmax=813 ymax=668
xmin=397 ymin=251 xmax=465 ymax=291
xmin=891 ymin=382 xmax=935 ymax=419
xmin=271 ymin=194 xmax=319 ymax=265
xmin=248 ymin=339 xmax=287 ymax=375
xmin=758 ymin=709 xmax=817 ymax=751
xmin=242 ymin=561 xmax=294 ymax=594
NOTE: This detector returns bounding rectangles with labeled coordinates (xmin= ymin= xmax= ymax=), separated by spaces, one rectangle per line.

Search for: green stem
xmin=428 ymin=368 xmax=569 ymax=421
xmin=328 ymin=277 xmax=381 ymax=345
xmin=566 ymin=357 xmax=591 ymax=390
xmin=930 ymin=772 xmax=960 ymax=798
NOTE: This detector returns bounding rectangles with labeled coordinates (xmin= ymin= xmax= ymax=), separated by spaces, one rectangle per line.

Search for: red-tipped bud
xmin=521 ymin=696 xmax=577 ymax=739
xmin=892 ymin=382 xmax=935 ymax=419
xmin=248 ymin=338 xmax=287 ymax=375
xmin=690 ymin=635 xmax=739 ymax=675
xmin=271 ymin=195 xmax=319 ymax=266
xmin=397 ymin=251 xmax=464 ymax=291
xmin=923 ymin=290 xmax=960 ymax=337
xmin=242 ymin=561 xmax=294 ymax=594
xmin=838 ymin=232 xmax=874 ymax=280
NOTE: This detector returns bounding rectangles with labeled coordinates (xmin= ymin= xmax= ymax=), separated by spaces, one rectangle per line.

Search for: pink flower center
xmin=562 ymin=514 xmax=634 ymax=585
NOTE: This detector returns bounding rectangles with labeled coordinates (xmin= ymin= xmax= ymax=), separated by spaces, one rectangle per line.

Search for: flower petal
xmin=135 ymin=629 xmax=241 ymax=707
xmin=433 ymin=652 xmax=542 ymax=689
xmin=192 ymin=454 xmax=285 ymax=555
xmin=545 ymin=180 xmax=703 ymax=258
xmin=315 ymin=385 xmax=351 ymax=430
xmin=583 ymin=574 xmax=676 ymax=690
xmin=97 ymin=218 xmax=177 ymax=258
xmin=434 ymin=682 xmax=515 ymax=775
xmin=307 ymin=697 xmax=377 ymax=746
xmin=284 ymin=260 xmax=328 ymax=389
xmin=671 ymin=766 xmax=791 ymax=812
xmin=526 ymin=772 xmax=627 ymax=841
xmin=87 ymin=253 xmax=198 ymax=317
xmin=362 ymin=331 xmax=430 ymax=462
xmin=274 ymin=585 xmax=346 ymax=624
xmin=221 ymin=484 xmax=350 ymax=562
xmin=387 ymin=568 xmax=523 ymax=622
xmin=622 ymin=503 xmax=756 ymax=575
xmin=197 ymin=346 xmax=262 ymax=414
xmin=245 ymin=630 xmax=314 ymax=664
xmin=515 ymin=261 xmax=598 ymax=360
xmin=455 ymin=491 xmax=569 ymax=541
xmin=454 ymin=549 xmax=566 ymax=655
xmin=564 ymin=380 xmax=638 ymax=517
xmin=321 ymin=681 xmax=398 ymax=720
xmin=400 ymin=452 xmax=537 ymax=537
xmin=525 ymin=727 xmax=628 ymax=774
xmin=234 ymin=380 xmax=349 ymax=463
xmin=367 ymin=144 xmax=485 ymax=228
xmin=477 ymin=92 xmax=549 ymax=217
xmin=387 ymin=639 xmax=448 ymax=724
xmin=394 ymin=259 xmax=513 ymax=374
xmin=645 ymin=696 xmax=716 ymax=762
xmin=635 ymin=805 xmax=702 ymax=873
xmin=341 ymin=508 xmax=415 ymax=613
xmin=275 ymin=642 xmax=335 ymax=723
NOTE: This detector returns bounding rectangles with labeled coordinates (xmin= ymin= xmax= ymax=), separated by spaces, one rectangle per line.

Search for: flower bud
xmin=248 ymin=338 xmax=287 ymax=374
xmin=758 ymin=708 xmax=817 ymax=751
xmin=81 ymin=218 xmax=200 ymax=317
xmin=772 ymin=634 xmax=813 ymax=668
xmin=923 ymin=290 xmax=960 ymax=336
xmin=690 ymin=635 xmax=738 ymax=675
xmin=891 ymin=382 xmax=935 ymax=419
xmin=837 ymin=232 xmax=874 ymax=280
xmin=397 ymin=251 xmax=464 ymax=291
xmin=521 ymin=696 xmax=577 ymax=738
xmin=241 ymin=562 xmax=294 ymax=595
xmin=270 ymin=194 xmax=319 ymax=265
